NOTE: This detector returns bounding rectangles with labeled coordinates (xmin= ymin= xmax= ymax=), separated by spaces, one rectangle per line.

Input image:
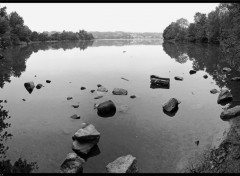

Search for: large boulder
xmin=220 ymin=106 xmax=240 ymax=121
xmin=60 ymin=153 xmax=85 ymax=173
xmin=24 ymin=82 xmax=35 ymax=94
xmin=106 ymin=155 xmax=138 ymax=173
xmin=112 ymin=88 xmax=128 ymax=95
xmin=72 ymin=123 xmax=100 ymax=142
xmin=97 ymin=86 xmax=108 ymax=92
xmin=163 ymin=98 xmax=180 ymax=113
xmin=217 ymin=89 xmax=233 ymax=104
xmin=97 ymin=100 xmax=116 ymax=117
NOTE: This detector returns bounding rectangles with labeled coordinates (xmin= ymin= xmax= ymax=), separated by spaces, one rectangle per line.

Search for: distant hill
xmin=90 ymin=31 xmax=162 ymax=39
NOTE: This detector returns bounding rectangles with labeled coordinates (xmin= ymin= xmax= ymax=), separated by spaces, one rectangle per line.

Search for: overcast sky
xmin=1 ymin=3 xmax=219 ymax=33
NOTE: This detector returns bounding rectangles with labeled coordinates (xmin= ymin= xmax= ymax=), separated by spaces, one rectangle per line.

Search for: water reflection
xmin=163 ymin=41 xmax=240 ymax=109
xmin=0 ymin=101 xmax=38 ymax=173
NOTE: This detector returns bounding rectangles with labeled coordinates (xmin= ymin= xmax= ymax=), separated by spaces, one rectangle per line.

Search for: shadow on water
xmin=163 ymin=41 xmax=240 ymax=109
xmin=0 ymin=101 xmax=38 ymax=173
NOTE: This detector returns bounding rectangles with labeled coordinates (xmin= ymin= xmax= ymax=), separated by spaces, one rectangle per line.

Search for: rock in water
xmin=72 ymin=123 xmax=100 ymax=142
xmin=46 ymin=80 xmax=51 ymax=83
xmin=70 ymin=114 xmax=80 ymax=119
xmin=97 ymin=84 xmax=102 ymax=87
xmin=203 ymin=75 xmax=208 ymax=79
xmin=97 ymin=100 xmax=116 ymax=117
xmin=106 ymin=155 xmax=138 ymax=173
xmin=80 ymin=87 xmax=86 ymax=90
xmin=112 ymin=88 xmax=128 ymax=95
xmin=231 ymin=77 xmax=240 ymax=81
xmin=130 ymin=95 xmax=136 ymax=99
xmin=174 ymin=76 xmax=183 ymax=81
xmin=195 ymin=140 xmax=199 ymax=146
xmin=72 ymin=105 xmax=79 ymax=108
xmin=223 ymin=67 xmax=231 ymax=72
xmin=24 ymin=82 xmax=35 ymax=94
xmin=67 ymin=97 xmax=73 ymax=100
xmin=220 ymin=105 xmax=240 ymax=121
xmin=121 ymin=77 xmax=129 ymax=81
xmin=36 ymin=84 xmax=43 ymax=89
xmin=217 ymin=89 xmax=233 ymax=104
xmin=210 ymin=89 xmax=218 ymax=94
xmin=97 ymin=86 xmax=108 ymax=92
xmin=90 ymin=90 xmax=95 ymax=93
xmin=94 ymin=96 xmax=103 ymax=99
xmin=163 ymin=98 xmax=180 ymax=112
xmin=60 ymin=153 xmax=85 ymax=173
xmin=150 ymin=75 xmax=170 ymax=89
xmin=189 ymin=70 xmax=197 ymax=74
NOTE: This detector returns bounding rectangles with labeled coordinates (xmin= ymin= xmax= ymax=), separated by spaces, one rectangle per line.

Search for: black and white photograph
xmin=0 ymin=2 xmax=240 ymax=173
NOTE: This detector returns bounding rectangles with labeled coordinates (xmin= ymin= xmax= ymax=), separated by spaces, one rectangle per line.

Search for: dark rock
xmin=90 ymin=90 xmax=95 ymax=93
xmin=106 ymin=155 xmax=138 ymax=173
xmin=163 ymin=98 xmax=180 ymax=113
xmin=130 ymin=95 xmax=136 ymax=99
xmin=78 ymin=144 xmax=101 ymax=161
xmin=217 ymin=89 xmax=233 ymax=104
xmin=0 ymin=54 xmax=4 ymax=60
xmin=220 ymin=105 xmax=240 ymax=121
xmin=123 ymin=51 xmax=126 ymax=53
xmin=203 ymin=75 xmax=208 ymax=79
xmin=210 ymin=89 xmax=218 ymax=94
xmin=22 ymin=99 xmax=26 ymax=101
xmin=72 ymin=105 xmax=79 ymax=108
xmin=112 ymin=88 xmax=128 ymax=95
xmin=60 ymin=153 xmax=85 ymax=173
xmin=97 ymin=100 xmax=116 ymax=118
xmin=231 ymin=77 xmax=240 ymax=81
xmin=195 ymin=140 xmax=200 ymax=146
xmin=174 ymin=76 xmax=183 ymax=81
xmin=46 ymin=80 xmax=51 ymax=83
xmin=97 ymin=84 xmax=102 ymax=87
xmin=223 ymin=67 xmax=231 ymax=72
xmin=36 ymin=84 xmax=43 ymax=89
xmin=72 ymin=139 xmax=99 ymax=156
xmin=4 ymin=100 xmax=7 ymax=103
xmin=72 ymin=123 xmax=100 ymax=142
xmin=150 ymin=75 xmax=170 ymax=89
xmin=34 ymin=75 xmax=36 ymax=77
xmin=121 ymin=77 xmax=129 ymax=81
xmin=24 ymin=82 xmax=35 ymax=94
xmin=67 ymin=97 xmax=73 ymax=100
xmin=80 ymin=87 xmax=86 ymax=90
xmin=94 ymin=96 xmax=103 ymax=99
xmin=70 ymin=114 xmax=80 ymax=119
xmin=189 ymin=70 xmax=197 ymax=74
xmin=97 ymin=86 xmax=108 ymax=92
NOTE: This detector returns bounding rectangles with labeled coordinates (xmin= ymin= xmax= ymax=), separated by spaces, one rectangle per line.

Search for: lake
xmin=1 ymin=39 xmax=239 ymax=173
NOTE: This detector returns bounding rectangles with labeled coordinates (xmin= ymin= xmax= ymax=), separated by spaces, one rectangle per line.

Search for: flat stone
xmin=220 ymin=105 xmax=240 ymax=121
xmin=97 ymin=86 xmax=108 ymax=92
xmin=94 ymin=96 xmax=103 ymax=99
xmin=67 ymin=97 xmax=73 ymax=100
xmin=210 ymin=89 xmax=218 ymax=94
xmin=106 ymin=155 xmax=138 ymax=173
xmin=72 ymin=123 xmax=100 ymax=142
xmin=70 ymin=114 xmax=80 ymax=119
xmin=60 ymin=153 xmax=85 ymax=173
xmin=112 ymin=88 xmax=128 ymax=95
xmin=174 ymin=76 xmax=183 ymax=81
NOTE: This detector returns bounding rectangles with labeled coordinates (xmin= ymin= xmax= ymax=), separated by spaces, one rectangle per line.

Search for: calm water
xmin=1 ymin=39 xmax=239 ymax=173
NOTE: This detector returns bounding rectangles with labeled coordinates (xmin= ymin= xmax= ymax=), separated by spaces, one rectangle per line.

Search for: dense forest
xmin=163 ymin=3 xmax=240 ymax=60
xmin=0 ymin=6 xmax=94 ymax=49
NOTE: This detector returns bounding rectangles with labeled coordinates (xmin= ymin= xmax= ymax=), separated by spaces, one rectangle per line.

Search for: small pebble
xmin=130 ymin=95 xmax=136 ymax=99
xmin=80 ymin=87 xmax=86 ymax=90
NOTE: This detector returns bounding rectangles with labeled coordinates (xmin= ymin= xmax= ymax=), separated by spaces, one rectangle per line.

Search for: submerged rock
xmin=112 ymin=88 xmax=128 ymax=95
xmin=60 ymin=153 xmax=85 ymax=173
xmin=24 ymin=82 xmax=35 ymax=94
xmin=217 ymin=89 xmax=233 ymax=104
xmin=94 ymin=96 xmax=103 ymax=99
xmin=231 ymin=77 xmax=240 ymax=81
xmin=174 ymin=76 xmax=183 ymax=81
xmin=97 ymin=86 xmax=108 ymax=92
xmin=223 ymin=67 xmax=231 ymax=72
xmin=210 ymin=89 xmax=218 ymax=94
xmin=72 ymin=105 xmax=79 ymax=108
xmin=46 ymin=80 xmax=51 ymax=83
xmin=203 ymin=75 xmax=208 ymax=79
xmin=106 ymin=155 xmax=138 ymax=173
xmin=70 ymin=114 xmax=80 ymax=119
xmin=67 ymin=97 xmax=73 ymax=100
xmin=97 ymin=100 xmax=116 ymax=117
xmin=189 ymin=70 xmax=197 ymax=74
xmin=80 ymin=87 xmax=86 ymax=90
xmin=220 ymin=105 xmax=240 ymax=121
xmin=163 ymin=98 xmax=180 ymax=113
xmin=36 ymin=84 xmax=43 ymax=89
xmin=72 ymin=123 xmax=100 ymax=142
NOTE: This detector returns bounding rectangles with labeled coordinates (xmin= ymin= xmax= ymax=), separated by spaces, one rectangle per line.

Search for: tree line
xmin=0 ymin=6 xmax=94 ymax=49
xmin=163 ymin=3 xmax=240 ymax=59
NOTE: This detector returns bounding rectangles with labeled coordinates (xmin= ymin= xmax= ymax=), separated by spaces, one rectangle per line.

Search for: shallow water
xmin=1 ymin=39 xmax=239 ymax=173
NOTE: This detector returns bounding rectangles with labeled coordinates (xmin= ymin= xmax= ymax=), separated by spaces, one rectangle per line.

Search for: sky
xmin=1 ymin=3 xmax=219 ymax=33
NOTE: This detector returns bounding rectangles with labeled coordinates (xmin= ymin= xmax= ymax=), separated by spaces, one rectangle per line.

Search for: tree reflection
xmin=0 ymin=101 xmax=38 ymax=173
xmin=163 ymin=41 xmax=240 ymax=108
